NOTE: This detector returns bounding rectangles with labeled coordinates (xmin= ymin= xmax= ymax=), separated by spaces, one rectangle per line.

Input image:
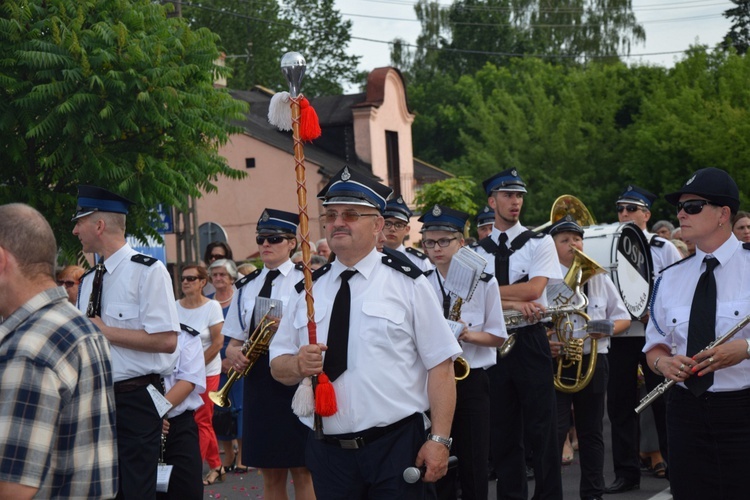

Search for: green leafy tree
xmin=415 ymin=177 xmax=479 ymax=216
xmin=0 ymin=0 xmax=248 ymax=261
xmin=722 ymin=0 xmax=750 ymax=55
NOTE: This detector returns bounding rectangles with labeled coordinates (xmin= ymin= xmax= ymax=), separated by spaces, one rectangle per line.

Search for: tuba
xmin=209 ymin=306 xmax=278 ymax=408
xmin=448 ymin=297 xmax=471 ymax=381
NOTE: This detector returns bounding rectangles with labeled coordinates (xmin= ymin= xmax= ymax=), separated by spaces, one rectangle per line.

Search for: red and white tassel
xmin=291 ymin=377 xmax=315 ymax=417
xmin=299 ymin=97 xmax=322 ymax=142
xmin=268 ymin=91 xmax=292 ymax=131
xmin=314 ymin=373 xmax=337 ymax=416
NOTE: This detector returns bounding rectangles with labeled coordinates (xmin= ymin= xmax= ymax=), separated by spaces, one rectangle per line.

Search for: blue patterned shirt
xmin=0 ymin=287 xmax=118 ymax=498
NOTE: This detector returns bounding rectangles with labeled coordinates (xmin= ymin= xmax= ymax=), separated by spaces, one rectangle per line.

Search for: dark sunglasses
xmin=676 ymin=199 xmax=720 ymax=215
xmin=57 ymin=280 xmax=78 ymax=288
xmin=181 ymin=276 xmax=201 ymax=282
xmin=616 ymin=204 xmax=643 ymax=213
xmin=209 ymin=253 xmax=226 ymax=260
xmin=256 ymin=235 xmax=291 ymax=245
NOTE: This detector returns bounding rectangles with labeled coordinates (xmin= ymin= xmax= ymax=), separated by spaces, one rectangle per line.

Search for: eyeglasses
xmin=256 ymin=235 xmax=292 ymax=245
xmin=181 ymin=276 xmax=201 ymax=282
xmin=209 ymin=253 xmax=226 ymax=260
xmin=384 ymin=220 xmax=408 ymax=230
xmin=57 ymin=280 xmax=77 ymax=288
xmin=616 ymin=204 xmax=643 ymax=213
xmin=423 ymin=237 xmax=457 ymax=249
xmin=324 ymin=210 xmax=379 ymax=223
xmin=676 ymin=199 xmax=719 ymax=215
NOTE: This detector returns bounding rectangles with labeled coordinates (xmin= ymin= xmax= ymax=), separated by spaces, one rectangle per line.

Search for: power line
xmin=355 ymin=0 xmax=730 ymax=13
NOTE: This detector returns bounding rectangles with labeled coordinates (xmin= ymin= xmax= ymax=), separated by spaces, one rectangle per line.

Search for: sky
xmin=335 ymin=0 xmax=737 ymax=80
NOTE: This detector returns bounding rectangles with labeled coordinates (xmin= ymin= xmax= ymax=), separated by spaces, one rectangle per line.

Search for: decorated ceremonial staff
xmin=267 ymin=52 xmax=332 ymax=436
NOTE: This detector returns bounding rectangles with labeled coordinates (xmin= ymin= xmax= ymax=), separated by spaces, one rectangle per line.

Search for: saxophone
xmin=448 ymin=296 xmax=471 ymax=381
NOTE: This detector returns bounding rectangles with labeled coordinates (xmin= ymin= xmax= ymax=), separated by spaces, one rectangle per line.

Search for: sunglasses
xmin=423 ymin=237 xmax=457 ymax=249
xmin=57 ymin=280 xmax=78 ymax=288
xmin=676 ymin=199 xmax=720 ymax=215
xmin=181 ymin=276 xmax=201 ymax=282
xmin=384 ymin=220 xmax=408 ymax=230
xmin=324 ymin=211 xmax=379 ymax=223
xmin=616 ymin=204 xmax=643 ymax=213
xmin=209 ymin=253 xmax=226 ymax=260
xmin=256 ymin=235 xmax=292 ymax=245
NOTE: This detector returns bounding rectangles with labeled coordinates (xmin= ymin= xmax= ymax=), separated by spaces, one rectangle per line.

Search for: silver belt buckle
xmin=339 ymin=437 xmax=364 ymax=449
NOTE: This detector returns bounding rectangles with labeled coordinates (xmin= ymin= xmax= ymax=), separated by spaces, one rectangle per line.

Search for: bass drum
xmin=583 ymin=222 xmax=654 ymax=319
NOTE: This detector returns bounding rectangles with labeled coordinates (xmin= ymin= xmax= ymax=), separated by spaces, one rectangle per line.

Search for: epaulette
xmin=381 ymin=254 xmax=423 ymax=279
xmin=295 ymin=263 xmax=332 ymax=293
xmin=479 ymin=272 xmax=494 ymax=283
xmin=660 ymin=252 xmax=695 ymax=273
xmin=295 ymin=262 xmax=304 ymax=271
xmin=180 ymin=323 xmax=200 ymax=337
xmin=235 ymin=269 xmax=262 ymax=289
xmin=423 ymin=269 xmax=435 ymax=277
xmin=649 ymin=235 xmax=665 ymax=248
xmin=744 ymin=242 xmax=750 ymax=251
xmin=469 ymin=241 xmax=480 ymax=249
xmin=405 ymin=246 xmax=429 ymax=260
xmin=131 ymin=254 xmax=157 ymax=266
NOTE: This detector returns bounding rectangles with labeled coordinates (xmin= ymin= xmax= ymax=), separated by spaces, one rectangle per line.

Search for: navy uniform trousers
xmin=157 ymin=410 xmax=203 ymax=500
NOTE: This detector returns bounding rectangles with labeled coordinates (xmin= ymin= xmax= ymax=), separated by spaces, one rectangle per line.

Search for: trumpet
xmin=635 ymin=314 xmax=750 ymax=413
xmin=448 ymin=297 xmax=471 ymax=381
xmin=209 ymin=307 xmax=278 ymax=408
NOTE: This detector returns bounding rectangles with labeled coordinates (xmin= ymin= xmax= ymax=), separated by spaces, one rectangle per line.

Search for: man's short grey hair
xmin=0 ymin=203 xmax=57 ymax=278
xmin=208 ymin=258 xmax=238 ymax=280
xmin=652 ymin=220 xmax=675 ymax=234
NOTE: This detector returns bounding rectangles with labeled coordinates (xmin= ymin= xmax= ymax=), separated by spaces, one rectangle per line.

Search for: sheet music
xmin=444 ymin=247 xmax=487 ymax=301
xmin=446 ymin=320 xmax=465 ymax=340
xmin=254 ymin=297 xmax=283 ymax=326
xmin=546 ymin=281 xmax=576 ymax=307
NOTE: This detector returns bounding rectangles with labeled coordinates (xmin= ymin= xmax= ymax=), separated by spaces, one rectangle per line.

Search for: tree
xmin=722 ymin=0 xmax=750 ymax=55
xmin=0 ymin=0 xmax=248 ymax=261
xmin=414 ymin=177 xmax=479 ymax=216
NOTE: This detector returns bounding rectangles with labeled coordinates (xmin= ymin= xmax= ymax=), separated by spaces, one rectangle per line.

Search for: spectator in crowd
xmin=56 ymin=264 xmax=85 ymax=304
xmin=732 ymin=210 xmax=750 ymax=243
xmin=316 ymin=238 xmax=331 ymax=259
xmin=672 ymin=227 xmax=696 ymax=256
xmin=237 ymin=261 xmax=257 ymax=276
xmin=651 ymin=220 xmax=675 ymax=240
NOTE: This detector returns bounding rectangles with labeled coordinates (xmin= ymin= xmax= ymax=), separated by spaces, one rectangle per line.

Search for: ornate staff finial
xmin=281 ymin=52 xmax=306 ymax=98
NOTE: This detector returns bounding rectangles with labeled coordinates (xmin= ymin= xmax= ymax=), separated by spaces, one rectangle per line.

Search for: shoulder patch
xmin=479 ymin=272 xmax=494 ymax=282
xmin=405 ymin=246 xmax=428 ymax=260
xmin=660 ymin=253 xmax=695 ymax=274
xmin=131 ymin=254 xmax=157 ymax=266
xmin=235 ymin=269 xmax=262 ymax=289
xmin=649 ymin=235 xmax=665 ymax=248
xmin=180 ymin=323 xmax=200 ymax=337
xmin=423 ymin=269 xmax=435 ymax=277
xmin=744 ymin=242 xmax=750 ymax=251
xmin=295 ymin=262 xmax=305 ymax=271
xmin=469 ymin=241 xmax=480 ymax=249
xmin=381 ymin=255 xmax=423 ymax=279
xmin=295 ymin=264 xmax=333 ymax=293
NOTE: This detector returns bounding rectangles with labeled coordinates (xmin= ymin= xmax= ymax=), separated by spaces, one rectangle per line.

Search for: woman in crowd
xmin=732 ymin=210 xmax=750 ymax=243
xmin=207 ymin=258 xmax=248 ymax=474
xmin=176 ymin=265 xmax=225 ymax=485
xmin=56 ymin=264 xmax=85 ymax=305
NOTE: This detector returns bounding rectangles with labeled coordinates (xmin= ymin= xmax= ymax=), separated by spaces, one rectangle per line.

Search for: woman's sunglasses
xmin=676 ymin=199 xmax=720 ymax=215
xmin=256 ymin=235 xmax=291 ymax=245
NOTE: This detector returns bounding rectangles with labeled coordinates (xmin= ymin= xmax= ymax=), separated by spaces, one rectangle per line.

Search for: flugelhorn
xmin=448 ymin=297 xmax=471 ymax=381
xmin=209 ymin=306 xmax=278 ymax=408
xmin=635 ymin=314 xmax=750 ymax=413
xmin=533 ymin=194 xmax=597 ymax=233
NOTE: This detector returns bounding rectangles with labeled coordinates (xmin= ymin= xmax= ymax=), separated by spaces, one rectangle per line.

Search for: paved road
xmin=203 ymin=412 xmax=672 ymax=499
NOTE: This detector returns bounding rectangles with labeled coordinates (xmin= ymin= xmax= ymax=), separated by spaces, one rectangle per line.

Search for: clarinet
xmin=86 ymin=263 xmax=105 ymax=318
xmin=635 ymin=314 xmax=750 ymax=413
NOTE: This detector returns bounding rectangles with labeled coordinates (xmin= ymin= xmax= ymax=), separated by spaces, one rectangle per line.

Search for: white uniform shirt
xmin=176 ymin=299 xmax=224 ymax=376
xmin=424 ymin=269 xmax=507 ymax=368
xmin=164 ymin=330 xmax=206 ymax=419
xmin=396 ymin=244 xmax=435 ymax=272
xmin=645 ymin=235 xmax=750 ymax=392
xmin=223 ymin=259 xmax=303 ymax=341
xmin=77 ymin=243 xmax=180 ymax=383
xmin=270 ymin=248 xmax=463 ymax=434
xmin=551 ymin=265 xmax=630 ymax=354
xmin=474 ymin=222 xmax=563 ymax=307
xmin=620 ymin=229 xmax=683 ymax=338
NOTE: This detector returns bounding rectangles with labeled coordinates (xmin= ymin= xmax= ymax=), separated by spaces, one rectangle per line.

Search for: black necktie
xmin=495 ymin=233 xmax=511 ymax=286
xmin=324 ymin=269 xmax=358 ymax=382
xmin=250 ymin=269 xmax=281 ymax=331
xmin=685 ymin=257 xmax=719 ymax=396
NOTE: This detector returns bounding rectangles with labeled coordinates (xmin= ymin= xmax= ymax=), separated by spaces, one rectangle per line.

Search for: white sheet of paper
xmin=444 ymin=247 xmax=487 ymax=301
xmin=446 ymin=320 xmax=464 ymax=340
xmin=254 ymin=297 xmax=283 ymax=326
xmin=147 ymin=384 xmax=173 ymax=418
xmin=156 ymin=464 xmax=173 ymax=492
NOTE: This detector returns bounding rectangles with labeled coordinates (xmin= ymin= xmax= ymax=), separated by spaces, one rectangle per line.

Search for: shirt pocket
xmin=104 ymin=302 xmax=139 ymax=325
xmin=717 ymin=300 xmax=750 ymax=335
xmin=293 ymin=304 xmax=329 ymax=343
xmin=661 ymin=306 xmax=691 ymax=340
xmin=361 ymin=301 xmax=406 ymax=346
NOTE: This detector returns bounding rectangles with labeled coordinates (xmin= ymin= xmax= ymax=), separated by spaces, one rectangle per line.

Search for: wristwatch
xmin=427 ymin=433 xmax=453 ymax=450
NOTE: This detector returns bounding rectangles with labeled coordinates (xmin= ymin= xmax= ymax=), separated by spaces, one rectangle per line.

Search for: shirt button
xmin=119 ymin=313 xmax=123 ymax=317
xmin=672 ymin=318 xmax=676 ymax=324
xmin=735 ymin=311 xmax=739 ymax=316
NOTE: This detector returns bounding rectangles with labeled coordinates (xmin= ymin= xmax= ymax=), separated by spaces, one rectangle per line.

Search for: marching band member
xmin=475 ymin=206 xmax=495 ymax=241
xmin=473 ymin=168 xmax=564 ymax=499
xmin=645 ymin=167 xmax=750 ymax=499
xmin=546 ymin=216 xmax=630 ymax=500
xmin=382 ymin=194 xmax=434 ymax=272
xmin=270 ymin=167 xmax=461 ymax=499
xmin=420 ymin=205 xmax=506 ymax=500
xmin=605 ymin=186 xmax=681 ymax=493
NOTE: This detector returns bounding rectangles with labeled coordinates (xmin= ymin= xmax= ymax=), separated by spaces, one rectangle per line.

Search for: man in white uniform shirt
xmin=73 ymin=185 xmax=180 ymax=499
xmin=270 ymin=166 xmax=461 ymax=499
xmin=473 ymin=168 xmax=564 ymax=500
xmin=382 ymin=194 xmax=434 ymax=272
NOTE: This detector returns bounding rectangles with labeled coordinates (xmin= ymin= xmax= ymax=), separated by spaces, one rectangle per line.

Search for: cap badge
xmin=511 ymin=169 xmax=518 ymax=177
xmin=341 ymin=167 xmax=351 ymax=181
xmin=396 ymin=196 xmax=404 ymax=204
xmin=261 ymin=211 xmax=270 ymax=222
xmin=483 ymin=206 xmax=491 ymax=213
xmin=627 ymin=185 xmax=633 ymax=191
xmin=686 ymin=174 xmax=696 ymax=185
xmin=432 ymin=205 xmax=442 ymax=217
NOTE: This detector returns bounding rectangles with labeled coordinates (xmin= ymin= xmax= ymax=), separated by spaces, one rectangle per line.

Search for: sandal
xmin=233 ymin=465 xmax=250 ymax=474
xmin=652 ymin=461 xmax=667 ymax=478
xmin=203 ymin=466 xmax=226 ymax=486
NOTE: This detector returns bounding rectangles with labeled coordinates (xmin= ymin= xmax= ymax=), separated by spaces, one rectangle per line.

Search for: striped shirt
xmin=0 ymin=287 xmax=118 ymax=498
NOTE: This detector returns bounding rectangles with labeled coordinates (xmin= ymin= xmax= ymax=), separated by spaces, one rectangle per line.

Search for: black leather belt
xmin=114 ymin=373 xmax=162 ymax=394
xmin=323 ymin=413 xmax=420 ymax=449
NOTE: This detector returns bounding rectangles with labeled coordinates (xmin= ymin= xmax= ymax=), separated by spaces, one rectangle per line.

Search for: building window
xmin=246 ymin=158 xmax=256 ymax=169
xmin=385 ymin=131 xmax=400 ymax=194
